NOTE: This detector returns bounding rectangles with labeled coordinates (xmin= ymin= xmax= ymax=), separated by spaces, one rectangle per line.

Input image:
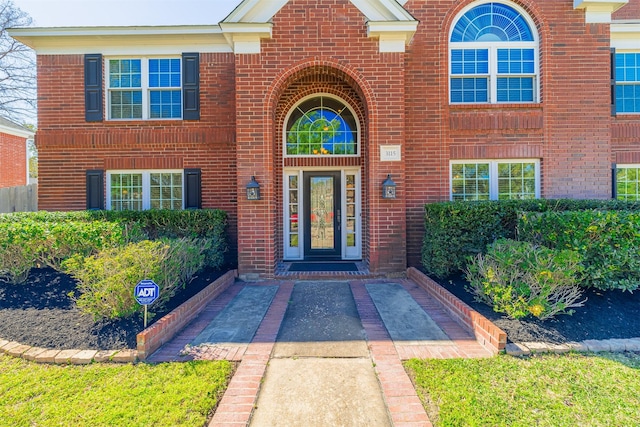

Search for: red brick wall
xmin=35 ymin=53 xmax=239 ymax=255
xmin=614 ymin=0 xmax=640 ymax=19
xmin=34 ymin=0 xmax=621 ymax=277
xmin=234 ymin=0 xmax=407 ymax=276
xmin=403 ymin=0 xmax=613 ymax=266
xmin=0 ymin=132 xmax=27 ymax=187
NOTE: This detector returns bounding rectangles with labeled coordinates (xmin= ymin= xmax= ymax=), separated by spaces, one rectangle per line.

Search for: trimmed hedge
xmin=422 ymin=199 xmax=640 ymax=279
xmin=519 ymin=210 xmax=640 ymax=292
xmin=0 ymin=209 xmax=228 ymax=284
xmin=0 ymin=219 xmax=135 ymax=284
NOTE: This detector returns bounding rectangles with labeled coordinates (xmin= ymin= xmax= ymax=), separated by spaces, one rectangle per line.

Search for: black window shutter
xmin=84 ymin=54 xmax=103 ymax=122
xmin=182 ymin=53 xmax=200 ymax=120
xmin=86 ymin=170 xmax=104 ymax=210
xmin=184 ymin=168 xmax=202 ymax=209
xmin=611 ymin=48 xmax=617 ymax=116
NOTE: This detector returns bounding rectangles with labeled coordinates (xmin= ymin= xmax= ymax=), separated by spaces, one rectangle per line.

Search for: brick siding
xmin=0 ymin=132 xmax=27 ymax=187
xmin=32 ymin=0 xmax=637 ymax=277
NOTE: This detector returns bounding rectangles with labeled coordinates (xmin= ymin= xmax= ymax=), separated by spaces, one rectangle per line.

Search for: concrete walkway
xmin=148 ymin=278 xmax=493 ymax=426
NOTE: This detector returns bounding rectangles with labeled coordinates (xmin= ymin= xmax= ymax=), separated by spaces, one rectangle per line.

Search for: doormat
xmin=288 ymin=262 xmax=358 ymax=272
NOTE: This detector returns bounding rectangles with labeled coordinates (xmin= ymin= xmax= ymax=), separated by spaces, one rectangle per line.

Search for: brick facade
xmin=0 ymin=131 xmax=28 ymax=188
xmin=18 ymin=0 xmax=640 ymax=277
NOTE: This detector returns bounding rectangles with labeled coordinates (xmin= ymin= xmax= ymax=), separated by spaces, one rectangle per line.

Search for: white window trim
xmin=283 ymin=167 xmax=362 ymax=260
xmin=615 ymin=164 xmax=640 ymax=199
xmin=448 ymin=1 xmax=540 ymax=105
xmin=106 ymin=169 xmax=185 ymax=210
xmin=282 ymin=93 xmax=361 ymax=158
xmin=613 ymin=51 xmax=640 ymax=115
xmin=105 ymin=56 xmax=182 ymax=121
xmin=450 ymin=159 xmax=541 ymax=200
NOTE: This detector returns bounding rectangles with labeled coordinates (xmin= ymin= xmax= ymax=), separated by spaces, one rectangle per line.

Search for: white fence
xmin=0 ymin=184 xmax=37 ymax=213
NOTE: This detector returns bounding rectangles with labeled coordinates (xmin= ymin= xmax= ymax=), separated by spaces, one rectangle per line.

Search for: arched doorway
xmin=281 ymin=94 xmax=364 ymax=262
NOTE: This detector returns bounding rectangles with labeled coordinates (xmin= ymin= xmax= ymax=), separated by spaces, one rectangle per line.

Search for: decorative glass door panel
xmin=304 ymin=171 xmax=341 ymax=260
xmin=310 ymin=177 xmax=334 ymax=250
xmin=283 ymin=169 xmax=361 ymax=261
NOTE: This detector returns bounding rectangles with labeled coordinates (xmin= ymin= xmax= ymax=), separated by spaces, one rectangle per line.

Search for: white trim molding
xmin=574 ymin=0 xmax=629 ymax=24
xmin=611 ymin=21 xmax=640 ymax=49
xmin=367 ymin=21 xmax=419 ymax=53
xmin=9 ymin=26 xmax=232 ymax=55
xmin=219 ymin=22 xmax=272 ymax=54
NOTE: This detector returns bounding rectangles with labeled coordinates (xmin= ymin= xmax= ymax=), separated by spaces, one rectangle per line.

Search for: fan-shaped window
xmin=450 ymin=2 xmax=538 ymax=104
xmin=286 ymin=96 xmax=358 ymax=156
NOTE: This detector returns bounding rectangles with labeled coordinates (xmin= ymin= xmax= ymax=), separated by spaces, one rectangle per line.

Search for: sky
xmin=12 ymin=0 xmax=240 ymax=27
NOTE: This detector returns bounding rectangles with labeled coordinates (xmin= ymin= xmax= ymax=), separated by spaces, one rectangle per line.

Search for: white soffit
xmin=224 ymin=0 xmax=290 ymax=23
xmin=8 ymin=26 xmax=232 ymax=55
xmin=611 ymin=21 xmax=640 ymax=49
xmin=574 ymin=0 xmax=629 ymax=24
xmin=0 ymin=124 xmax=33 ymax=139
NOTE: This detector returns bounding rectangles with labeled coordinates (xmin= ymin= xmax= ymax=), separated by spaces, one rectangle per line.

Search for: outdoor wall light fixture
xmin=246 ymin=176 xmax=261 ymax=200
xmin=382 ymin=174 xmax=396 ymax=199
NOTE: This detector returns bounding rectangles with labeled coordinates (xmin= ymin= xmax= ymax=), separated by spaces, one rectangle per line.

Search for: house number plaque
xmin=380 ymin=145 xmax=401 ymax=161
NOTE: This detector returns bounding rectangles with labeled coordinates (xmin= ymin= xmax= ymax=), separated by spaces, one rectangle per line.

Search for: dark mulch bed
xmin=441 ymin=274 xmax=640 ymax=344
xmin=0 ymin=267 xmax=224 ymax=350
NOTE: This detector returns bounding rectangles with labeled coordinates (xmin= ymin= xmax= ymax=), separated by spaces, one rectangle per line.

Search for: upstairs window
xmin=615 ymin=53 xmax=640 ymax=114
xmin=449 ymin=2 xmax=538 ymax=104
xmin=107 ymin=58 xmax=182 ymax=120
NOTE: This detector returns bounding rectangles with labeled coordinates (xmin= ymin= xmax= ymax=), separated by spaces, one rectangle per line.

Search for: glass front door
xmin=303 ymin=171 xmax=341 ymax=260
xmin=283 ymin=169 xmax=361 ymax=261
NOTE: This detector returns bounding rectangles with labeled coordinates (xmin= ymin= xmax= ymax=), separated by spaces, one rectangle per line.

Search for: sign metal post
xmin=134 ymin=279 xmax=160 ymax=329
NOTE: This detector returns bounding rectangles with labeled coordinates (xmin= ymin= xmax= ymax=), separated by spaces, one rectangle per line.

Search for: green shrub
xmin=63 ymin=238 xmax=210 ymax=320
xmin=422 ymin=199 xmax=640 ymax=278
xmin=0 ymin=221 xmax=42 ymax=284
xmin=0 ymin=218 xmax=139 ymax=284
xmin=466 ymin=239 xmax=585 ymax=320
xmin=86 ymin=209 xmax=228 ymax=269
xmin=0 ymin=209 xmax=228 ymax=284
xmin=518 ymin=210 xmax=640 ymax=292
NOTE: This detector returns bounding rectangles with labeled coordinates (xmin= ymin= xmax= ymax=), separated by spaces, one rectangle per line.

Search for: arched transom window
xmin=286 ymin=96 xmax=358 ymax=156
xmin=450 ymin=2 xmax=538 ymax=104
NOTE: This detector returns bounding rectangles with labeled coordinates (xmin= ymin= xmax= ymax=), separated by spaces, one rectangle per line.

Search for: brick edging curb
xmin=0 ymin=340 xmax=138 ymax=364
xmin=407 ymin=267 xmax=507 ymax=354
xmin=506 ymin=338 xmax=640 ymax=356
xmin=137 ymin=269 xmax=238 ymax=360
xmin=0 ymin=269 xmax=238 ymax=365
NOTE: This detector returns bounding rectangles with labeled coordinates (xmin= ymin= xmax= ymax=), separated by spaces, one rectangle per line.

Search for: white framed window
xmin=450 ymin=160 xmax=540 ymax=200
xmin=107 ymin=58 xmax=182 ymax=120
xmin=616 ymin=164 xmax=640 ymax=200
xmin=107 ymin=170 xmax=184 ymax=210
xmin=284 ymin=94 xmax=360 ymax=157
xmin=615 ymin=52 xmax=640 ymax=114
xmin=449 ymin=1 xmax=539 ymax=104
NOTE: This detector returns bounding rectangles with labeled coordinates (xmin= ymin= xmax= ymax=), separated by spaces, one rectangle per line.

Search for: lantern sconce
xmin=382 ymin=174 xmax=396 ymax=199
xmin=246 ymin=176 xmax=261 ymax=200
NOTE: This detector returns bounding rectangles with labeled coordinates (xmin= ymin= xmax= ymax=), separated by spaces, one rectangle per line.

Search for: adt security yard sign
xmin=135 ymin=280 xmax=159 ymax=305
xmin=135 ymin=280 xmax=160 ymax=328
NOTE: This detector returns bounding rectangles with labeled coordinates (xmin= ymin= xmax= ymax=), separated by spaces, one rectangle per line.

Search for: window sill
xmin=449 ymin=103 xmax=542 ymax=111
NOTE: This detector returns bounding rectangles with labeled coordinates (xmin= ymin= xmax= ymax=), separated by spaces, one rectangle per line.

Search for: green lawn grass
xmin=405 ymin=352 xmax=640 ymax=427
xmin=0 ymin=354 xmax=233 ymax=427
